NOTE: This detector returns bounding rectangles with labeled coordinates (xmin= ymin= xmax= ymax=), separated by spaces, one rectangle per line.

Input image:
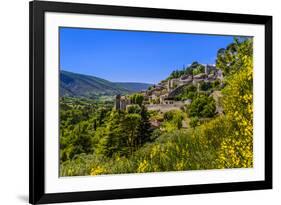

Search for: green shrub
xmin=200 ymin=82 xmax=211 ymax=91
xmin=163 ymin=110 xmax=184 ymax=131
xmin=188 ymin=95 xmax=216 ymax=118
xmin=126 ymin=104 xmax=141 ymax=114
xmin=129 ymin=93 xmax=144 ymax=106
xmin=189 ymin=117 xmax=200 ymax=128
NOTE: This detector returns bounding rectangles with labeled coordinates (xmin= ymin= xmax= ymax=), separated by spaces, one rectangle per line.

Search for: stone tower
xmin=115 ymin=94 xmax=121 ymax=110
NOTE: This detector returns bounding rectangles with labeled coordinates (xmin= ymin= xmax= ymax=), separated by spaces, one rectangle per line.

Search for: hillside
xmin=114 ymin=82 xmax=152 ymax=92
xmin=60 ymin=70 xmax=152 ymax=98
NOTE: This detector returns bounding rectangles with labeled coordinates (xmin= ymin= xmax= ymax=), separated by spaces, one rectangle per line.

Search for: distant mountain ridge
xmin=114 ymin=82 xmax=153 ymax=92
xmin=60 ymin=70 xmax=152 ymax=98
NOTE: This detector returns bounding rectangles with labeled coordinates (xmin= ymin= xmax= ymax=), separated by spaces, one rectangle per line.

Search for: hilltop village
xmin=115 ymin=64 xmax=223 ymax=114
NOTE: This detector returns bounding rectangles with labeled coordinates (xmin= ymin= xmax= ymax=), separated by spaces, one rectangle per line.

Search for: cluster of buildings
xmin=115 ymin=64 xmax=223 ymax=112
xmin=145 ymin=64 xmax=223 ymax=106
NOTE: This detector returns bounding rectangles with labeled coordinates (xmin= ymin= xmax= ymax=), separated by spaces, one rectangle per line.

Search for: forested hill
xmin=114 ymin=82 xmax=153 ymax=92
xmin=60 ymin=70 xmax=152 ymax=98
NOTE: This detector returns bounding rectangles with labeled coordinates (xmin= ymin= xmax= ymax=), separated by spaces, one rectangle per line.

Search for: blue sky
xmin=60 ymin=27 xmax=235 ymax=84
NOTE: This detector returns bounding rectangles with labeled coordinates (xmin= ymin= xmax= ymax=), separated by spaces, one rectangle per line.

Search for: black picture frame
xmin=29 ymin=0 xmax=272 ymax=204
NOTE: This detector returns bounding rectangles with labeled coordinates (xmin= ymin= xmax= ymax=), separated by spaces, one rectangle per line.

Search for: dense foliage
xmin=217 ymin=38 xmax=253 ymax=168
xmin=175 ymin=85 xmax=197 ymax=100
xmin=188 ymin=94 xmax=216 ymax=118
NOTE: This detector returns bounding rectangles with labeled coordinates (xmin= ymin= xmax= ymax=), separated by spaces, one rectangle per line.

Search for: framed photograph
xmin=29 ymin=0 xmax=272 ymax=204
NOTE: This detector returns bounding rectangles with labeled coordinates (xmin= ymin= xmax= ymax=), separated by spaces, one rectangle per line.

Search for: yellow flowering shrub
xmin=90 ymin=165 xmax=106 ymax=176
xmin=176 ymin=160 xmax=185 ymax=170
xmin=218 ymin=47 xmax=253 ymax=168
xmin=137 ymin=159 xmax=148 ymax=173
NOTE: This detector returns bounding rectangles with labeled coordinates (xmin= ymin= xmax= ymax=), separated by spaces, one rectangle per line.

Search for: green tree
xmin=136 ymin=106 xmax=152 ymax=146
xmin=126 ymin=104 xmax=141 ymax=114
xmin=216 ymin=37 xmax=253 ymax=76
xmin=122 ymin=113 xmax=142 ymax=154
xmin=96 ymin=110 xmax=127 ymax=157
xmin=60 ymin=121 xmax=94 ymax=160
xmin=188 ymin=95 xmax=216 ymax=118
xmin=192 ymin=64 xmax=205 ymax=75
xmin=190 ymin=61 xmax=199 ymax=69
xmin=200 ymin=82 xmax=211 ymax=91
xmin=130 ymin=93 xmax=144 ymax=106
